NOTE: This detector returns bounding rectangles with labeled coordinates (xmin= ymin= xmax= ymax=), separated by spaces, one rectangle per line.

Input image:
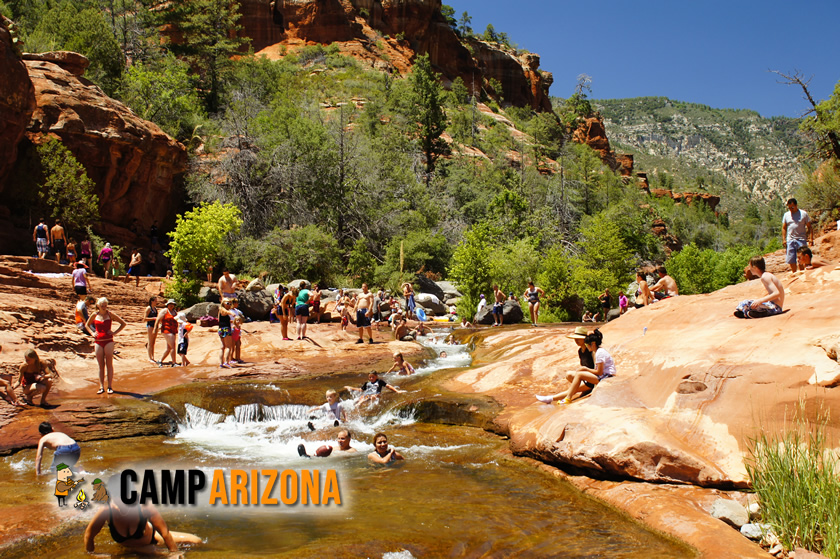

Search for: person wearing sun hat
xmin=534 ymin=325 xmax=594 ymax=404
xmin=154 ymin=299 xmax=179 ymax=366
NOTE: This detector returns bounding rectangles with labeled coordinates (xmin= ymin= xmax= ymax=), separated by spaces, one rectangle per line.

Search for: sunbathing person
xmin=796 ymin=246 xmax=829 ymax=270
xmin=535 ymin=329 xmax=615 ymax=405
xmin=734 ymin=256 xmax=785 ymax=319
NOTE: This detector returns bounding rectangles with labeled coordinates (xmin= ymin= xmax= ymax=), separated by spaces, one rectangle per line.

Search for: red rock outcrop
xmin=22 ymin=55 xmax=188 ymax=235
xmin=249 ymin=0 xmax=552 ymax=110
xmin=572 ymin=115 xmax=634 ymax=175
xmin=0 ymin=17 xmax=36 ymax=187
xmin=447 ymin=237 xmax=840 ymax=488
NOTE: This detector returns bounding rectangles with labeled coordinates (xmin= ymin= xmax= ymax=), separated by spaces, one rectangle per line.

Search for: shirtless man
xmin=125 ymin=248 xmax=143 ymax=287
xmin=796 ymin=246 xmax=829 ymax=270
xmin=311 ymin=283 xmax=322 ymax=323
xmin=355 ymin=283 xmax=375 ymax=344
xmin=51 ymin=220 xmax=67 ymax=263
xmin=218 ymin=269 xmax=237 ymax=300
xmin=33 ymin=217 xmax=50 ymax=259
xmin=35 ymin=422 xmax=81 ymax=475
xmin=336 ymin=429 xmax=357 ymax=453
xmin=492 ymin=284 xmax=505 ymax=326
xmin=650 ymin=266 xmax=679 ymax=299
xmin=734 ymin=256 xmax=785 ymax=319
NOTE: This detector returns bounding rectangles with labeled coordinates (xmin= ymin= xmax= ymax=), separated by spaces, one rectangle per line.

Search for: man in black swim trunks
xmin=492 ymin=284 xmax=505 ymax=326
xmin=355 ymin=283 xmax=375 ymax=344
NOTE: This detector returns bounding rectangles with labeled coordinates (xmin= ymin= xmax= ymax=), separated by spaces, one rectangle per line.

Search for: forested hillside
xmin=592 ymin=97 xmax=806 ymax=202
xmin=3 ymin=0 xmax=815 ymax=320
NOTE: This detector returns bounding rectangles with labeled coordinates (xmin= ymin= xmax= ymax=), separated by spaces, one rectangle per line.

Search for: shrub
xmin=746 ymin=405 xmax=840 ymax=557
xmin=36 ymin=139 xmax=100 ymax=237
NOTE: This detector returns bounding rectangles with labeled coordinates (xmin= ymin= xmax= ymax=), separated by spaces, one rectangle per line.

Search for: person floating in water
xmin=298 ymin=429 xmax=358 ymax=458
xmin=84 ymin=476 xmax=201 ymax=554
xmin=344 ymin=372 xmax=406 ymax=405
xmin=385 ymin=352 xmax=415 ymax=376
xmin=307 ymin=389 xmax=347 ymax=430
xmin=368 ymin=432 xmax=404 ymax=464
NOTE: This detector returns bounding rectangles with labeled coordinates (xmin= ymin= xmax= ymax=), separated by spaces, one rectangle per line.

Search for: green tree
xmin=449 ymin=223 xmax=492 ymax=316
xmin=457 ymin=11 xmax=472 ymax=37
xmin=120 ymin=54 xmax=205 ymax=140
xmin=483 ymin=23 xmax=498 ymax=43
xmin=160 ymin=0 xmax=249 ymax=112
xmin=36 ymin=139 xmax=100 ymax=236
xmin=570 ymin=214 xmax=634 ymax=312
xmin=347 ymin=238 xmax=377 ymax=287
xmin=166 ymin=202 xmax=242 ymax=304
xmin=537 ymin=246 xmax=573 ymax=321
xmin=440 ymin=4 xmax=456 ymax=28
xmin=405 ymin=54 xmax=448 ymax=187
xmin=488 ymin=237 xmax=539 ymax=303
xmin=27 ymin=0 xmax=124 ymax=95
xmin=375 ymin=230 xmax=452 ymax=290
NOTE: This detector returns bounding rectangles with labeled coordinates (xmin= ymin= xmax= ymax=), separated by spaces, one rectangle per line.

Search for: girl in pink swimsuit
xmin=84 ymin=297 xmax=126 ymax=394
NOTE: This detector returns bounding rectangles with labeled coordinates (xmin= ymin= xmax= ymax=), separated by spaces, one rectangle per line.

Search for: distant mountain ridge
xmin=593 ymin=96 xmax=806 ymax=200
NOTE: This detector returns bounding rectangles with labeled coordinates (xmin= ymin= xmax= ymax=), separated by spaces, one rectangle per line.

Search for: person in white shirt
xmin=535 ymin=329 xmax=615 ymax=405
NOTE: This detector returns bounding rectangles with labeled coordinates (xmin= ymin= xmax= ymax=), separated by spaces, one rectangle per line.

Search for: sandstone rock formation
xmin=250 ymin=0 xmax=552 ymax=110
xmin=448 ymin=242 xmax=840 ymax=488
xmin=23 ymin=55 xmax=188 ymax=234
xmin=0 ymin=17 xmax=35 ymax=187
xmin=572 ymin=115 xmax=633 ymax=175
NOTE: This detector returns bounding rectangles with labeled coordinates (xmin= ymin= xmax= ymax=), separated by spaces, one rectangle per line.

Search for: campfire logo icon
xmin=74 ymin=487 xmax=90 ymax=511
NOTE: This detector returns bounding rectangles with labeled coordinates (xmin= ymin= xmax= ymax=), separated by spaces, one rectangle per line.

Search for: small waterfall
xmin=233 ymin=403 xmax=310 ymax=423
xmin=183 ymin=403 xmax=225 ymax=429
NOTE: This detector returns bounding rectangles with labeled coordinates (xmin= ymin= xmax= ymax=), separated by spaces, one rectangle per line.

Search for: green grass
xmin=746 ymin=406 xmax=840 ymax=558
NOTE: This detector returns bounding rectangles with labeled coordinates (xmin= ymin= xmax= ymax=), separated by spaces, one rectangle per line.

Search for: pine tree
xmin=406 ymin=54 xmax=448 ymax=187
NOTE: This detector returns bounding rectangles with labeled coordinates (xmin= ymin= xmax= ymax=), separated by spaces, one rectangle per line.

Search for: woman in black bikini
xmin=144 ymin=296 xmax=159 ymax=364
xmin=84 ymin=489 xmax=200 ymax=554
xmin=522 ymin=281 xmax=545 ymax=327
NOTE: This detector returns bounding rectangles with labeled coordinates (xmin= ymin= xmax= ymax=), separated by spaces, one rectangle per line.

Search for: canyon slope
xmin=449 ymin=231 xmax=840 ymax=488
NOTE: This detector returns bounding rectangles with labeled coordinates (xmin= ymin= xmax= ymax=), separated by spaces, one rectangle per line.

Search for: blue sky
xmin=445 ymin=0 xmax=839 ymax=118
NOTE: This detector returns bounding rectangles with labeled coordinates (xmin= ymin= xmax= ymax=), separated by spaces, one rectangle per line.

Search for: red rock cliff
xmin=246 ymin=0 xmax=552 ymax=110
xmin=0 ymin=17 xmax=36 ymax=188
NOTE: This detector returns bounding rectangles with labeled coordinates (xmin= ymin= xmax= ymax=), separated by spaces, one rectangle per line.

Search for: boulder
xmin=289 ymin=279 xmax=310 ymax=290
xmin=605 ymin=308 xmax=621 ymax=322
xmin=414 ymin=274 xmax=445 ymax=301
xmin=266 ymin=283 xmax=282 ymax=296
xmin=444 ymin=297 xmax=461 ymax=307
xmin=475 ymin=301 xmax=523 ymax=325
xmin=183 ymin=302 xmax=219 ymax=323
xmin=415 ymin=292 xmax=446 ymax=315
xmin=740 ymin=523 xmax=772 ymax=541
xmin=246 ymin=278 xmax=265 ymax=292
xmin=199 ymin=286 xmax=220 ymax=303
xmin=436 ymin=281 xmax=462 ymax=300
xmin=237 ymin=289 xmax=274 ymax=321
xmin=710 ymin=498 xmax=749 ymax=528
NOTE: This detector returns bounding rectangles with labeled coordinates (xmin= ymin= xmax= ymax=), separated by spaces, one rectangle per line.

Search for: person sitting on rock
xmin=650 ymin=266 xmax=679 ymax=299
xmin=581 ymin=311 xmax=594 ymax=322
xmin=460 ymin=317 xmax=474 ymax=328
xmin=734 ymin=256 xmax=785 ymax=319
xmin=796 ymin=246 xmax=829 ymax=270
xmin=634 ymin=270 xmax=654 ymax=307
xmin=18 ymin=349 xmax=55 ymax=407
xmin=535 ymin=329 xmax=614 ymax=405
xmin=394 ymin=317 xmax=415 ymax=342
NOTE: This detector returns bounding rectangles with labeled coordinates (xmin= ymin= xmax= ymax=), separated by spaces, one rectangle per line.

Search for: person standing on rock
xmin=311 ymin=283 xmax=322 ymax=324
xmin=33 ymin=217 xmax=50 ymax=259
xmin=143 ymin=297 xmax=159 ymax=364
xmin=230 ymin=299 xmax=245 ymax=363
xmin=734 ymin=256 xmax=785 ymax=319
xmin=597 ymin=288 xmax=611 ymax=321
xmin=218 ymin=298 xmax=235 ymax=367
xmin=279 ymin=286 xmax=295 ymax=341
xmin=71 ymin=261 xmax=90 ymax=297
xmin=355 ymin=283 xmax=375 ymax=344
xmin=218 ymin=269 xmax=237 ymax=300
xmin=492 ymin=284 xmax=505 ymax=326
xmin=98 ymin=243 xmax=114 ymax=279
xmin=154 ymin=299 xmax=179 ymax=366
xmin=79 ymin=236 xmax=92 ymax=266
xmin=85 ymin=298 xmax=126 ymax=394
xmin=51 ymin=220 xmax=67 ymax=263
xmin=536 ymin=329 xmax=614 ymax=405
xmin=294 ymin=281 xmax=311 ymax=340
xmin=523 ymin=282 xmax=544 ymax=326
xmin=125 ymin=248 xmax=142 ymax=287
xmin=402 ymin=282 xmax=416 ymax=319
xmin=782 ymin=198 xmax=814 ymax=273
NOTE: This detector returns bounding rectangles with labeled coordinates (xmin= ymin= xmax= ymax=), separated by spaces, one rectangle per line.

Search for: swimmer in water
xmin=385 ymin=352 xmax=415 ymax=376
xmin=368 ymin=432 xmax=404 ymax=464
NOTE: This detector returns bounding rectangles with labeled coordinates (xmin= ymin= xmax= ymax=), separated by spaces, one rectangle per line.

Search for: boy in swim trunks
xmin=734 ymin=256 xmax=785 ymax=319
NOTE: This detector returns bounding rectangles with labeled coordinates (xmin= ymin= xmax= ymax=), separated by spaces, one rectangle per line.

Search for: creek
xmin=0 ymin=331 xmax=694 ymax=557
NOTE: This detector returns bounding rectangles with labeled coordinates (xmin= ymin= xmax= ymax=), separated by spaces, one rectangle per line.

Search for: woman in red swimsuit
xmin=154 ymin=299 xmax=179 ymax=366
xmin=84 ymin=297 xmax=126 ymax=394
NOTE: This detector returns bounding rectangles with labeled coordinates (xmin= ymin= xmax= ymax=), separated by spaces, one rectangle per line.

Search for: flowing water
xmin=0 ymin=332 xmax=694 ymax=558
